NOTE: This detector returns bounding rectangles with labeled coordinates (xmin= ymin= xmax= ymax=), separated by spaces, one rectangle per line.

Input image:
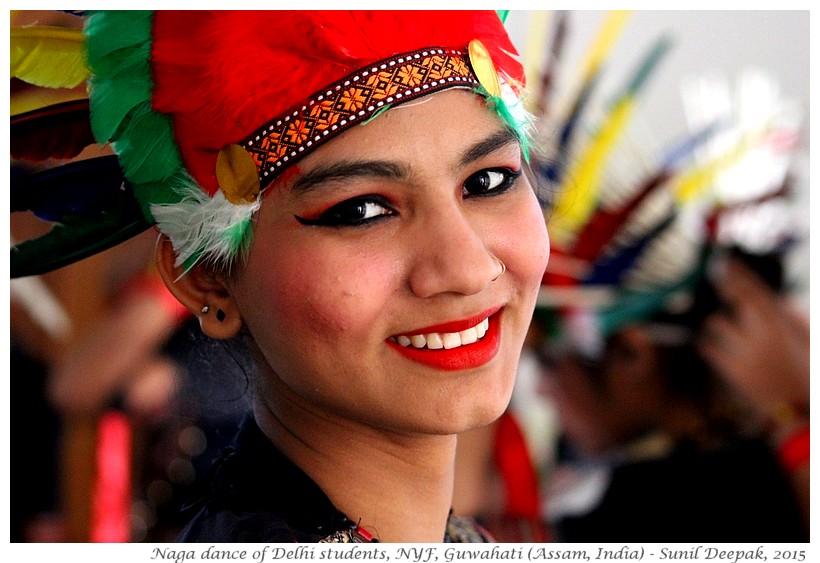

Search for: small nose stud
xmin=492 ymin=257 xmax=506 ymax=281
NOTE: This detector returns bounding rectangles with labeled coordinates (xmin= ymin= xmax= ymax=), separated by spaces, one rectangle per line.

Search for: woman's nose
xmin=407 ymin=206 xmax=501 ymax=298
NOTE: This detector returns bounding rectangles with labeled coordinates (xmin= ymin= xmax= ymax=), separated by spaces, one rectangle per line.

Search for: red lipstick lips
xmin=386 ymin=308 xmax=503 ymax=371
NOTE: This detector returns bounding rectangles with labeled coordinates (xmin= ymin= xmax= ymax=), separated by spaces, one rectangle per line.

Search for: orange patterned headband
xmin=215 ymin=47 xmax=481 ymax=204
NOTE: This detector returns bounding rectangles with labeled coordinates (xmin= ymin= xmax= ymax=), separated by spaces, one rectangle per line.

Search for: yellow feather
xmin=549 ymin=96 xmax=637 ymax=248
xmin=10 ymin=26 xmax=88 ymax=89
xmin=522 ymin=11 xmax=551 ymax=113
xmin=577 ymin=11 xmax=631 ymax=86
xmin=672 ymin=130 xmax=761 ymax=204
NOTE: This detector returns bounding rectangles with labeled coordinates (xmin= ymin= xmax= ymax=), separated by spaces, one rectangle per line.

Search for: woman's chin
xmin=444 ymin=397 xmax=513 ymax=436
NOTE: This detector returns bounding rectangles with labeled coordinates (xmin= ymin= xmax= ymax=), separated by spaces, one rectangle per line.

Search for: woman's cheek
xmin=247 ymin=243 xmax=397 ymax=344
xmin=256 ymin=259 xmax=344 ymax=340
xmin=503 ymin=193 xmax=550 ymax=286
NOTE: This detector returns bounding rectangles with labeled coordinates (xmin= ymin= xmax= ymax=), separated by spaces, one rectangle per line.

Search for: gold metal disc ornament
xmin=468 ymin=39 xmax=502 ymax=98
xmin=216 ymin=143 xmax=261 ymax=204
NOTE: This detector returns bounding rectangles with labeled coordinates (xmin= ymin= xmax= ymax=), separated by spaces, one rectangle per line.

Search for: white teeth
xmin=459 ymin=327 xmax=478 ymax=345
xmin=410 ymin=334 xmax=427 ymax=348
xmin=426 ymin=333 xmax=444 ymax=349
xmin=442 ymin=332 xmax=461 ymax=349
xmin=394 ymin=317 xmax=491 ymax=350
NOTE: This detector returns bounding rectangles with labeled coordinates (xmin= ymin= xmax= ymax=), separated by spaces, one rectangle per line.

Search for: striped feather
xmin=538 ymin=12 xmax=629 ymax=185
xmin=549 ymin=36 xmax=672 ymax=248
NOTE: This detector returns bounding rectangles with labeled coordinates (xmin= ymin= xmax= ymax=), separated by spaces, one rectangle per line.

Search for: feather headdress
xmin=529 ymin=13 xmax=803 ymax=359
xmin=11 ymin=10 xmax=528 ymax=277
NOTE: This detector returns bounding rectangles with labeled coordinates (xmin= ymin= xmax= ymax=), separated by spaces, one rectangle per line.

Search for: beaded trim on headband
xmin=241 ymin=47 xmax=479 ymax=190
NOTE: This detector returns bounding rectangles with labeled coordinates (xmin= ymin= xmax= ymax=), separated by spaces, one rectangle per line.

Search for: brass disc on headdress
xmin=216 ymin=144 xmax=261 ymax=204
xmin=468 ymin=39 xmax=502 ymax=98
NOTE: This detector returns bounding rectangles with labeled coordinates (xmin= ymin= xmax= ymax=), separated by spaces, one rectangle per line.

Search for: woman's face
xmin=229 ymin=90 xmax=550 ymax=436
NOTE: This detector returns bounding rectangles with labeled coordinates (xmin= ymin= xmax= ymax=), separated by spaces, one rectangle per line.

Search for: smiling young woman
xmin=226 ymin=91 xmax=548 ymax=433
xmin=13 ymin=11 xmax=549 ymax=542
xmin=159 ymin=89 xmax=549 ymax=543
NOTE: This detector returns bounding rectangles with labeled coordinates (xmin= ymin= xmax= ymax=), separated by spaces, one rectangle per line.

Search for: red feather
xmin=150 ymin=11 xmax=523 ymax=195
xmin=571 ymin=170 xmax=671 ymax=263
xmin=11 ymin=99 xmax=96 ymax=161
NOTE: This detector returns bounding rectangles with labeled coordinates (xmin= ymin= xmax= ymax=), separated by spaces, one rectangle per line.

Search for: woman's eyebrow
xmin=458 ymin=128 xmax=519 ymax=168
xmin=290 ymin=161 xmax=408 ymax=193
xmin=289 ymin=128 xmax=519 ymax=193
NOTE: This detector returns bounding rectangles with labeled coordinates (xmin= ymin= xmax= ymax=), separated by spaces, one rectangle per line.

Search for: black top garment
xmin=551 ymin=436 xmax=808 ymax=543
xmin=177 ymin=413 xmax=491 ymax=543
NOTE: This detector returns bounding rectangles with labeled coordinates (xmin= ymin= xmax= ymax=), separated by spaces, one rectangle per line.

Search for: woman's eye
xmin=463 ymin=167 xmax=522 ymax=197
xmin=295 ymin=195 xmax=395 ymax=227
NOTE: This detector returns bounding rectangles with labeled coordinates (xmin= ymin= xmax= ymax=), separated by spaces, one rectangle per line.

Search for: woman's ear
xmin=155 ymin=234 xmax=243 ymax=339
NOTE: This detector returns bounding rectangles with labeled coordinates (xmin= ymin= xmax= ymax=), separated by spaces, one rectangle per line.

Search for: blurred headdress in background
xmin=525 ymin=11 xmax=805 ymax=360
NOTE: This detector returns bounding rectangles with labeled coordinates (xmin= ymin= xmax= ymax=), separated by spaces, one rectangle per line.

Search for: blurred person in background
xmin=698 ymin=255 xmax=810 ymax=531
xmin=534 ymin=248 xmax=807 ymax=542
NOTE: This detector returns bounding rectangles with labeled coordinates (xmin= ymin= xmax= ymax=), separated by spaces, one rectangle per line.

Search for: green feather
xmin=113 ymin=106 xmax=182 ymax=185
xmin=84 ymin=11 xmax=154 ymax=61
xmin=11 ymin=211 xmax=152 ymax=279
xmin=180 ymin=252 xmax=201 ymax=275
xmin=475 ymin=86 xmax=532 ymax=162
xmin=362 ymin=104 xmax=393 ymax=125
xmin=225 ymin=218 xmax=254 ymax=255
xmin=598 ymin=250 xmax=709 ymax=337
xmin=88 ymin=78 xmax=152 ymax=142
xmin=85 ymin=10 xmax=187 ymax=224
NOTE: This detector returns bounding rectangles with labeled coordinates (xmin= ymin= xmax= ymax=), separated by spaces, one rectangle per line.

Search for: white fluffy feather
xmin=150 ymin=179 xmax=261 ymax=275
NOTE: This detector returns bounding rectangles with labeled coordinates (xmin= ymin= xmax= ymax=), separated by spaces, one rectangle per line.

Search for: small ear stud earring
xmin=201 ymin=305 xmax=210 ymax=314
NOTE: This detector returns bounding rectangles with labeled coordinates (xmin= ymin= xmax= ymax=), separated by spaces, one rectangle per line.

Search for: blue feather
xmin=584 ymin=211 xmax=676 ymax=286
xmin=11 ymin=155 xmax=133 ymax=221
